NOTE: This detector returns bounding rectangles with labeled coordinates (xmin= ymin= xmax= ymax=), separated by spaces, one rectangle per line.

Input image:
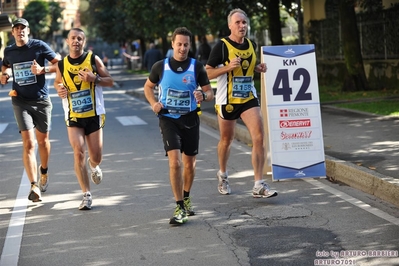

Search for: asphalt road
xmin=0 ymin=69 xmax=398 ymax=266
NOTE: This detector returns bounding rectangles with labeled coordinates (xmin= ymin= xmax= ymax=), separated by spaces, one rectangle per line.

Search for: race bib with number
xmin=232 ymin=76 xmax=252 ymax=98
xmin=69 ymin=89 xmax=93 ymax=113
xmin=165 ymin=88 xmax=191 ymax=114
xmin=13 ymin=61 xmax=37 ymax=86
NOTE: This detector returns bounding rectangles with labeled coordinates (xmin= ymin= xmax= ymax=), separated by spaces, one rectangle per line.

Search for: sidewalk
xmin=111 ymin=67 xmax=399 ymax=208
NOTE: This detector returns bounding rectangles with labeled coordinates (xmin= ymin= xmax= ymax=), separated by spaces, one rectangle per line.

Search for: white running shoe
xmin=38 ymin=165 xmax=49 ymax=192
xmin=79 ymin=192 xmax=92 ymax=210
xmin=217 ymin=171 xmax=231 ymax=195
xmin=28 ymin=184 xmax=42 ymax=202
xmin=252 ymin=182 xmax=278 ymax=198
xmin=87 ymin=157 xmax=102 ymax=185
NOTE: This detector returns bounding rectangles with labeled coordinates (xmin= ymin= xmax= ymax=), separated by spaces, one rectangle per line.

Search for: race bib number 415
xmin=13 ymin=61 xmax=37 ymax=86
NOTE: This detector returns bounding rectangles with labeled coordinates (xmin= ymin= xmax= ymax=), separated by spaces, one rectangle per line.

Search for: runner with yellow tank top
xmin=206 ymin=8 xmax=278 ymax=199
xmin=60 ymin=51 xmax=106 ymax=120
xmin=54 ymin=28 xmax=114 ymax=210
xmin=218 ymin=37 xmax=257 ymax=105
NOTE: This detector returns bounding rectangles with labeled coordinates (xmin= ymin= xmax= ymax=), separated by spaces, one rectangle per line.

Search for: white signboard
xmin=262 ymin=44 xmax=326 ymax=181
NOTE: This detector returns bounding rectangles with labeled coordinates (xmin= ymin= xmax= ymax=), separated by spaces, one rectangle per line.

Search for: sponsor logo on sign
xmin=295 ymin=171 xmax=306 ymax=177
xmin=280 ymin=119 xmax=311 ymax=128
xmin=282 ymin=143 xmax=291 ymax=150
xmin=280 ymin=108 xmax=309 ymax=117
xmin=281 ymin=131 xmax=312 ymax=140
xmin=281 ymin=141 xmax=314 ymax=151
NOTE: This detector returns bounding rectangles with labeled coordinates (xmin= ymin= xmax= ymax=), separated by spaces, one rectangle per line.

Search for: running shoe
xmin=252 ymin=182 xmax=278 ymax=198
xmin=217 ymin=170 xmax=231 ymax=195
xmin=79 ymin=192 xmax=92 ymax=210
xmin=87 ymin=157 xmax=102 ymax=185
xmin=169 ymin=205 xmax=188 ymax=225
xmin=184 ymin=197 xmax=195 ymax=216
xmin=28 ymin=184 xmax=42 ymax=202
xmin=38 ymin=165 xmax=49 ymax=192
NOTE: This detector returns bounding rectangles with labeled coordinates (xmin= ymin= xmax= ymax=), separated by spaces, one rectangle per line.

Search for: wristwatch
xmin=44 ymin=66 xmax=50 ymax=73
xmin=95 ymin=75 xmax=102 ymax=84
xmin=201 ymin=91 xmax=207 ymax=101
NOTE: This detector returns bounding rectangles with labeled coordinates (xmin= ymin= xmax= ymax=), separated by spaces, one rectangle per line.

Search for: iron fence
xmin=307 ymin=7 xmax=399 ymax=60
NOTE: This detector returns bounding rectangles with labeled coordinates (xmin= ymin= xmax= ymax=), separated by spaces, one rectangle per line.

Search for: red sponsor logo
xmin=280 ymin=109 xmax=289 ymax=117
xmin=280 ymin=119 xmax=311 ymax=128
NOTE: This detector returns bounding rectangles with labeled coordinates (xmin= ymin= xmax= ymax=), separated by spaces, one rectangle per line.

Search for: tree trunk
xmin=267 ymin=0 xmax=283 ymax=45
xmin=161 ymin=36 xmax=169 ymax=57
xmin=339 ymin=0 xmax=370 ymax=91
xmin=296 ymin=0 xmax=304 ymax=44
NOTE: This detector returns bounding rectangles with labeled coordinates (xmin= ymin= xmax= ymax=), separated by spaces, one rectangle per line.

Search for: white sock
xmin=88 ymin=159 xmax=97 ymax=172
xmin=84 ymin=191 xmax=91 ymax=197
xmin=218 ymin=170 xmax=228 ymax=177
xmin=254 ymin=180 xmax=264 ymax=187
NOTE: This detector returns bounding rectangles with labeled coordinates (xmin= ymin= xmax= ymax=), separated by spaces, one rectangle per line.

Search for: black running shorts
xmin=66 ymin=114 xmax=105 ymax=136
xmin=159 ymin=111 xmax=200 ymax=156
xmin=215 ymin=97 xmax=259 ymax=120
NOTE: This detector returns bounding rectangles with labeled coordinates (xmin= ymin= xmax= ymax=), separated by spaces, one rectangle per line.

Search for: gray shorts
xmin=12 ymin=97 xmax=52 ymax=133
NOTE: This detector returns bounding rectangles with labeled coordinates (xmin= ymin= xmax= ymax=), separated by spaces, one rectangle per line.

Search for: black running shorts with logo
xmin=159 ymin=111 xmax=200 ymax=156
xmin=12 ymin=97 xmax=52 ymax=133
xmin=66 ymin=114 xmax=105 ymax=135
xmin=215 ymin=97 xmax=260 ymax=120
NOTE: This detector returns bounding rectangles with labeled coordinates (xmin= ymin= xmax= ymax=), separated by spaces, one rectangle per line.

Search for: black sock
xmin=40 ymin=166 xmax=48 ymax=174
xmin=176 ymin=200 xmax=184 ymax=209
xmin=183 ymin=191 xmax=190 ymax=198
xmin=31 ymin=182 xmax=37 ymax=186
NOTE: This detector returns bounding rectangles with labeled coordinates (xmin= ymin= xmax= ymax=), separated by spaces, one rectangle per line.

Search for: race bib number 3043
xmin=70 ymin=89 xmax=93 ymax=113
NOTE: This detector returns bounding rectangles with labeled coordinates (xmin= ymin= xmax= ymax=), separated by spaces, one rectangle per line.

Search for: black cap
xmin=12 ymin=18 xmax=29 ymax=28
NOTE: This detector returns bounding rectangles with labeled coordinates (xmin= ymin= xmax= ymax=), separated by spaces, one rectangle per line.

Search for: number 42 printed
xmin=272 ymin=68 xmax=312 ymax=102
xmin=263 ymin=44 xmax=321 ymax=106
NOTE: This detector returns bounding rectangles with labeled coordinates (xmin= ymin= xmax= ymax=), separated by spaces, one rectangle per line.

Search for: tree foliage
xmin=47 ymin=2 xmax=63 ymax=41
xmin=82 ymin=0 xmax=293 ymax=44
xmin=23 ymin=1 xmax=49 ymax=39
xmin=22 ymin=0 xmax=63 ymax=42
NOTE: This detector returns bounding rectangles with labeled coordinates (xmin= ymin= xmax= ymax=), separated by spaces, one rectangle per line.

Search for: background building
xmin=0 ymin=0 xmax=81 ymax=56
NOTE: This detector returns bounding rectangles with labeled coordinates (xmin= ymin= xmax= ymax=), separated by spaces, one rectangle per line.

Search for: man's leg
xmin=21 ymin=129 xmax=38 ymax=184
xmin=241 ymin=106 xmax=265 ymax=182
xmin=167 ymin=149 xmax=183 ymax=201
xmin=182 ymin=154 xmax=196 ymax=215
xmin=35 ymin=129 xmax=51 ymax=170
xmin=182 ymin=154 xmax=196 ymax=193
xmin=86 ymin=128 xmax=103 ymax=167
xmin=36 ymin=129 xmax=51 ymax=192
xmin=167 ymin=149 xmax=188 ymax=224
xmin=217 ymin=117 xmax=236 ymax=173
xmin=67 ymin=127 xmax=90 ymax=193
xmin=22 ymin=129 xmax=43 ymax=202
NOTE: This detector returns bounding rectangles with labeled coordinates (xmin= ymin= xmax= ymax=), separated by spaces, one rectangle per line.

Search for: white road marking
xmin=116 ymin=116 xmax=147 ymax=126
xmin=0 ymin=123 xmax=8 ymax=134
xmin=0 ymin=171 xmax=30 ymax=266
xmin=305 ymin=178 xmax=399 ymax=226
xmin=0 ymin=142 xmax=38 ymax=266
xmin=1 ymin=110 xmax=397 ymax=266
